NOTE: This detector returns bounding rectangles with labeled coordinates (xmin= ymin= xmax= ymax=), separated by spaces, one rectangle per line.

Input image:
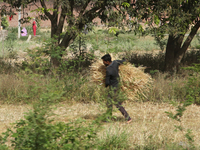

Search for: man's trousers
xmin=107 ymin=88 xmax=131 ymax=121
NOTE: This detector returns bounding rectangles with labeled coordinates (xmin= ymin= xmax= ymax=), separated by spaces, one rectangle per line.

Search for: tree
xmin=3 ymin=0 xmax=126 ymax=66
xmin=128 ymin=0 xmax=200 ymax=72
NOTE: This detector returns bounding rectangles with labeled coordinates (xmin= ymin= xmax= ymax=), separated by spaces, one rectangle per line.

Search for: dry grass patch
xmin=145 ymin=72 xmax=189 ymax=102
xmin=0 ymin=102 xmax=200 ymax=148
xmin=0 ymin=104 xmax=31 ymax=133
xmin=0 ymin=74 xmax=25 ymax=100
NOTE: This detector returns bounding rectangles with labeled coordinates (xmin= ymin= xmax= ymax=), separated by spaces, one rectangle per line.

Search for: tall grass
xmin=0 ymin=61 xmax=198 ymax=105
xmin=0 ymin=71 xmax=107 ymax=104
xmin=142 ymin=72 xmax=189 ymax=103
xmin=97 ymin=126 xmax=131 ymax=150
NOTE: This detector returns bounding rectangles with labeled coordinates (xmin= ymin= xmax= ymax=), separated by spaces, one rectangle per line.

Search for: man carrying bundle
xmin=101 ymin=54 xmax=132 ymax=123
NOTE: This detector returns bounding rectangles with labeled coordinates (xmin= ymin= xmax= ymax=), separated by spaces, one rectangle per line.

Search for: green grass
xmin=0 ymin=40 xmax=38 ymax=58
xmin=84 ymin=29 xmax=200 ymax=54
xmin=0 ymin=28 xmax=50 ymax=58
xmin=85 ymin=31 xmax=160 ymax=53
xmin=1 ymin=27 xmax=200 ymax=59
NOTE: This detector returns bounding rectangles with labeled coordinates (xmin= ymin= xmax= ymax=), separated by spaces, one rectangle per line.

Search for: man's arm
xmin=116 ymin=60 xmax=125 ymax=65
xmin=105 ymin=70 xmax=110 ymax=87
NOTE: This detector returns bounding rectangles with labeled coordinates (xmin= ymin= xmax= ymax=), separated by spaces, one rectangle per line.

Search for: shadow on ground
xmin=82 ymin=114 xmax=125 ymax=122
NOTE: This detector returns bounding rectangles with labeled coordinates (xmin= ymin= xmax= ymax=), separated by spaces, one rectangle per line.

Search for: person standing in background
xmin=32 ymin=18 xmax=37 ymax=36
xmin=21 ymin=27 xmax=27 ymax=36
xmin=9 ymin=15 xmax=13 ymax=21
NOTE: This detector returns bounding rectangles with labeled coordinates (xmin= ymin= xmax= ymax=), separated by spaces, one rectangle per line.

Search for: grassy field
xmin=1 ymin=27 xmax=200 ymax=57
xmin=0 ymin=27 xmax=200 ymax=149
xmin=0 ymin=102 xmax=200 ymax=149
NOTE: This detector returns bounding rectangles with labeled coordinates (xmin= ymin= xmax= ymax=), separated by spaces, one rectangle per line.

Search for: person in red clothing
xmin=9 ymin=15 xmax=13 ymax=21
xmin=32 ymin=18 xmax=37 ymax=36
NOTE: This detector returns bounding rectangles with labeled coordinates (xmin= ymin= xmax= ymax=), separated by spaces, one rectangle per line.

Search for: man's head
xmin=101 ymin=54 xmax=112 ymax=66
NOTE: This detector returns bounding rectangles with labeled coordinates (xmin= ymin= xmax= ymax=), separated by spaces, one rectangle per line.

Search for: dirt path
xmin=1 ymin=102 xmax=200 ymax=148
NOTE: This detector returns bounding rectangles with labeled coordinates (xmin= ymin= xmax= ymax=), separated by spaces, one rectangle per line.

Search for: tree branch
xmin=39 ymin=0 xmax=52 ymax=20
xmin=70 ymin=0 xmax=74 ymax=15
xmin=52 ymin=0 xmax=58 ymax=21
xmin=79 ymin=0 xmax=91 ymax=16
xmin=57 ymin=7 xmax=67 ymax=36
xmin=32 ymin=1 xmax=39 ymax=8
xmin=181 ymin=20 xmax=200 ymax=52
xmin=82 ymin=5 xmax=104 ymax=22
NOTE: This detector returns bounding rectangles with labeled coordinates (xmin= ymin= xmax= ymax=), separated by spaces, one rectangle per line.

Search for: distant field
xmin=0 ymin=27 xmax=200 ymax=58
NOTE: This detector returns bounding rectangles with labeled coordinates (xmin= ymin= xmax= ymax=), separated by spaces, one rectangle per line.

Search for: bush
xmin=67 ymin=35 xmax=95 ymax=71
xmin=123 ymin=52 xmax=165 ymax=72
xmin=0 ymin=101 xmax=98 ymax=149
xmin=183 ymin=62 xmax=200 ymax=105
xmin=1 ymin=16 xmax=9 ymax=29
xmin=122 ymin=50 xmax=200 ymax=73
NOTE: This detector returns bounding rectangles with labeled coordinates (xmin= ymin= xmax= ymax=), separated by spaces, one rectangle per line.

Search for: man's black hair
xmin=101 ymin=54 xmax=112 ymax=62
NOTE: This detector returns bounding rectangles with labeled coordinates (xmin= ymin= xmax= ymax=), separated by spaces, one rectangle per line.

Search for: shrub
xmin=1 ymin=16 xmax=9 ymax=29
xmin=195 ymin=45 xmax=200 ymax=49
xmin=122 ymin=50 xmax=200 ymax=73
xmin=0 ymin=101 xmax=98 ymax=149
xmin=67 ymin=35 xmax=95 ymax=71
xmin=183 ymin=61 xmax=200 ymax=105
xmin=21 ymin=34 xmax=95 ymax=74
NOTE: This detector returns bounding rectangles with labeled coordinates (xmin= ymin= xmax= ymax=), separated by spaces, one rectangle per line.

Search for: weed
xmin=1 ymin=16 xmax=9 ymax=29
xmin=97 ymin=127 xmax=130 ymax=150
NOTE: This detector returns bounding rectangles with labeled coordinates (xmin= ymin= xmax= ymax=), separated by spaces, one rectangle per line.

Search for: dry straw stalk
xmin=90 ymin=58 xmax=153 ymax=101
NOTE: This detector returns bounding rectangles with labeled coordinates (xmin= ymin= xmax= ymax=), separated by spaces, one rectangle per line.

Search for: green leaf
xmin=122 ymin=2 xmax=130 ymax=8
xmin=154 ymin=15 xmax=160 ymax=26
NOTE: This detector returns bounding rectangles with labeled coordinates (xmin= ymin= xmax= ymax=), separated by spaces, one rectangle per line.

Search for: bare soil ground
xmin=1 ymin=102 xmax=200 ymax=147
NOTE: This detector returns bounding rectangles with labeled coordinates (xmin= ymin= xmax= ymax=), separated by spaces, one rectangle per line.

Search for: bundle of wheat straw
xmin=90 ymin=57 xmax=153 ymax=100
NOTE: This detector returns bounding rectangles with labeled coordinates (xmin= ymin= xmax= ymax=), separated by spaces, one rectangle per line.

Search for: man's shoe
xmin=127 ymin=119 xmax=132 ymax=124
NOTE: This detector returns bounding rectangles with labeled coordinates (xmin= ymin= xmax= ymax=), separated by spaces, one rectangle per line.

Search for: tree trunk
xmin=50 ymin=30 xmax=78 ymax=67
xmin=164 ymin=34 xmax=191 ymax=73
xmin=164 ymin=21 xmax=200 ymax=72
xmin=164 ymin=34 xmax=184 ymax=72
xmin=39 ymin=0 xmax=107 ymax=67
xmin=164 ymin=35 xmax=176 ymax=72
xmin=50 ymin=21 xmax=61 ymax=67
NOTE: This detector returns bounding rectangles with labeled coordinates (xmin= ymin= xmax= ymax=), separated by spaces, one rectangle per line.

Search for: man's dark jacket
xmin=105 ymin=60 xmax=125 ymax=88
